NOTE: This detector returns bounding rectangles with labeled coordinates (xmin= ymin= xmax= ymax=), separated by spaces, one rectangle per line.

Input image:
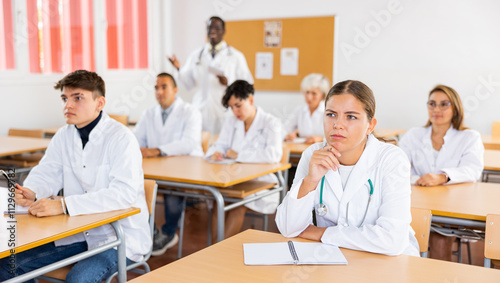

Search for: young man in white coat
xmin=133 ymin=72 xmax=203 ymax=256
xmin=0 ymin=70 xmax=151 ymax=282
xmin=168 ymin=16 xmax=254 ymax=134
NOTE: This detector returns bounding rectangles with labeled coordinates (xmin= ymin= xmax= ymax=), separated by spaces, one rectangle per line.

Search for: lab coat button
xmin=83 ymin=165 xmax=86 ymax=168
xmin=85 ymin=232 xmax=89 ymax=236
xmin=343 ymin=223 xmax=348 ymax=227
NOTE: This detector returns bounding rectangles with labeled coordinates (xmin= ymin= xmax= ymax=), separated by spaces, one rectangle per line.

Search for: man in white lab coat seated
xmin=168 ymin=16 xmax=254 ymax=134
xmin=0 ymin=70 xmax=151 ymax=282
xmin=206 ymin=80 xmax=283 ymax=240
xmin=133 ymin=72 xmax=203 ymax=256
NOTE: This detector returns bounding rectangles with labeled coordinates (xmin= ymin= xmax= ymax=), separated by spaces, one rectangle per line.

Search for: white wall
xmin=1 ymin=0 xmax=500 ymax=135
xmin=169 ymin=0 xmax=500 ymax=134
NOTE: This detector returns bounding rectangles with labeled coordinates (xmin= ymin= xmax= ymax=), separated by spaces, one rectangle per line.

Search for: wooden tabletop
xmin=129 ymin=229 xmax=500 ymax=283
xmin=0 ymin=136 xmax=51 ymax=157
xmin=143 ymin=156 xmax=290 ymax=187
xmin=0 ymin=207 xmax=140 ymax=258
xmin=283 ymin=142 xmax=311 ymax=155
xmin=484 ymin=149 xmax=500 ymax=171
xmin=41 ymin=126 xmax=62 ymax=136
xmin=482 ymin=135 xmax=500 ymax=150
xmin=411 ymin=182 xmax=500 ymax=221
xmin=372 ymin=128 xmax=406 ymax=139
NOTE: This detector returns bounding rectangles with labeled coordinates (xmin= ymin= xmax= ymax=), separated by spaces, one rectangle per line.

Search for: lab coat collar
xmin=70 ymin=112 xmax=111 ymax=154
xmin=231 ymin=106 xmax=265 ymax=147
xmin=304 ymin=100 xmax=325 ymax=117
xmin=204 ymin=41 xmax=228 ymax=55
xmin=421 ymin=125 xmax=455 ymax=165
xmin=324 ymin=134 xmax=380 ymax=203
xmin=154 ymin=97 xmax=182 ymax=129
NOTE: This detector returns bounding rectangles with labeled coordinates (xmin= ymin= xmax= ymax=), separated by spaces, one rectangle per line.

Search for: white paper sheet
xmin=255 ymin=52 xmax=273 ymax=79
xmin=280 ymin=48 xmax=299 ymax=76
xmin=243 ymin=242 xmax=348 ymax=265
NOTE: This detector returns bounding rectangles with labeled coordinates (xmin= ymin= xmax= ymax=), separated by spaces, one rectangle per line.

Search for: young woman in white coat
xmin=398 ymin=85 xmax=484 ymax=261
xmin=206 ymin=80 xmax=282 ymax=239
xmin=284 ymin=73 xmax=330 ymax=143
xmin=276 ymin=80 xmax=419 ymax=256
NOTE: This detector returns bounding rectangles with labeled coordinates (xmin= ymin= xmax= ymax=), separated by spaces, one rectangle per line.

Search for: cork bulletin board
xmin=225 ymin=16 xmax=334 ymax=91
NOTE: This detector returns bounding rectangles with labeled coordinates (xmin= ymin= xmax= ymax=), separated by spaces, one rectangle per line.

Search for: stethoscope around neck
xmin=315 ymin=176 xmax=374 ymax=228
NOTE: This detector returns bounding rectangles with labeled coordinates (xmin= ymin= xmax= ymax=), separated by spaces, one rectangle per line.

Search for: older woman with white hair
xmin=284 ymin=73 xmax=330 ymax=143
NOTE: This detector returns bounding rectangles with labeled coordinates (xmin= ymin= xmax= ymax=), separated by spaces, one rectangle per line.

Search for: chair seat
xmin=42 ymin=265 xmax=72 ymax=280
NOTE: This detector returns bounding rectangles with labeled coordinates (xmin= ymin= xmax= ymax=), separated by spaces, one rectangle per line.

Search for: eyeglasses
xmin=427 ymin=101 xmax=452 ymax=110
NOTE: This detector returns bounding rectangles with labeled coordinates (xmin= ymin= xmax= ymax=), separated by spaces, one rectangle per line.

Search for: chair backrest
xmin=485 ymin=214 xmax=500 ymax=263
xmin=8 ymin=128 xmax=44 ymax=138
xmin=143 ymin=179 xmax=157 ymax=264
xmin=144 ymin=179 xmax=157 ymax=216
xmin=109 ymin=114 xmax=128 ymax=126
xmin=201 ymin=131 xmax=211 ymax=153
xmin=410 ymin=207 xmax=431 ymax=256
xmin=492 ymin=122 xmax=500 ymax=138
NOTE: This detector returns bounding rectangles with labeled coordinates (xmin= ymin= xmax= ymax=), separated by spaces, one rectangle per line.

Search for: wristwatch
xmin=443 ymin=173 xmax=450 ymax=183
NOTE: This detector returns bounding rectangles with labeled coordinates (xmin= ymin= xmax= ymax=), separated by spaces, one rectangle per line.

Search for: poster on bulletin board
xmin=225 ymin=16 xmax=334 ymax=91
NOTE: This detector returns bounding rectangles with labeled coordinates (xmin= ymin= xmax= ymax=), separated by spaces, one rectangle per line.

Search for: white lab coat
xmin=283 ymin=101 xmax=325 ymax=139
xmin=276 ymin=135 xmax=420 ymax=256
xmin=398 ymin=126 xmax=484 ymax=184
xmin=133 ymin=98 xmax=203 ymax=157
xmin=23 ymin=113 xmax=151 ymax=262
xmin=205 ymin=107 xmax=283 ymax=214
xmin=178 ymin=41 xmax=254 ymax=134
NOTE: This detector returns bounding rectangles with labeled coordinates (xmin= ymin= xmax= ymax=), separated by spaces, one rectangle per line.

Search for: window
xmin=27 ymin=0 xmax=94 ymax=73
xmin=106 ymin=0 xmax=148 ymax=69
xmin=0 ymin=0 xmax=15 ymax=70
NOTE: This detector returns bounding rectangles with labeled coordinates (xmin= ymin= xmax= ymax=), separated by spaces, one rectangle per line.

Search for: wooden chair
xmin=0 ymin=129 xmax=45 ymax=168
xmin=108 ymin=114 xmax=128 ymax=126
xmin=410 ymin=207 xmax=431 ymax=257
xmin=484 ymin=214 xmax=500 ymax=268
xmin=38 ymin=180 xmax=158 ymax=282
xmin=201 ymin=131 xmax=211 ymax=153
xmin=492 ymin=122 xmax=500 ymax=138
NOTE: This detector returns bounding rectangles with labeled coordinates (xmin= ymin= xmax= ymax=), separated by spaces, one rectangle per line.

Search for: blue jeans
xmin=0 ymin=241 xmax=132 ymax=283
xmin=162 ymin=194 xmax=184 ymax=236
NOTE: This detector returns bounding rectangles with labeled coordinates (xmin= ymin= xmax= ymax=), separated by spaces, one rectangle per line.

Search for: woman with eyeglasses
xmin=399 ymin=85 xmax=484 ymax=187
xmin=398 ymin=85 xmax=484 ymax=261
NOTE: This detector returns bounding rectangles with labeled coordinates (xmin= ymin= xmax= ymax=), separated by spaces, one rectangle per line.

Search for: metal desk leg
xmin=110 ymin=221 xmax=126 ymax=283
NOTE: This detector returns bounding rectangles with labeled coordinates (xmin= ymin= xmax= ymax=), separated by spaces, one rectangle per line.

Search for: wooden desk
xmin=373 ymin=128 xmax=406 ymax=139
xmin=482 ymin=135 xmax=500 ymax=150
xmin=484 ymin=149 xmax=500 ymax=172
xmin=41 ymin=126 xmax=62 ymax=138
xmin=411 ymin=182 xmax=500 ymax=223
xmin=129 ymin=229 xmax=500 ymax=283
xmin=0 ymin=208 xmax=139 ymax=282
xmin=0 ymin=136 xmax=51 ymax=157
xmin=143 ymin=156 xmax=290 ymax=242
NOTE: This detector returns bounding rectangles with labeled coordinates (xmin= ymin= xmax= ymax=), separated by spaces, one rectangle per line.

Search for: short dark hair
xmin=222 ymin=80 xmax=254 ymax=108
xmin=208 ymin=16 xmax=225 ymax=30
xmin=157 ymin=72 xmax=177 ymax=88
xmin=54 ymin=70 xmax=105 ymax=98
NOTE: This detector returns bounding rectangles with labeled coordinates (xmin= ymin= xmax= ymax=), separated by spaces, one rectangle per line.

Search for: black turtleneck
xmin=76 ymin=111 xmax=102 ymax=149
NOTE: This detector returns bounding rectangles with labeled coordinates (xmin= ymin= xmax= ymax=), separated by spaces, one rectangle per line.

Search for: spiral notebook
xmin=243 ymin=241 xmax=347 ymax=265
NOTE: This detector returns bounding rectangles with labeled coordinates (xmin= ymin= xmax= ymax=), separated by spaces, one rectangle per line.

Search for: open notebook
xmin=1 ymin=187 xmax=29 ymax=214
xmin=243 ymin=241 xmax=348 ymax=265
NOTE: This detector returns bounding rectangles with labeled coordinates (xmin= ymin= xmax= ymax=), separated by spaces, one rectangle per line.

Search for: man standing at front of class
xmin=168 ymin=16 xmax=254 ymax=134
